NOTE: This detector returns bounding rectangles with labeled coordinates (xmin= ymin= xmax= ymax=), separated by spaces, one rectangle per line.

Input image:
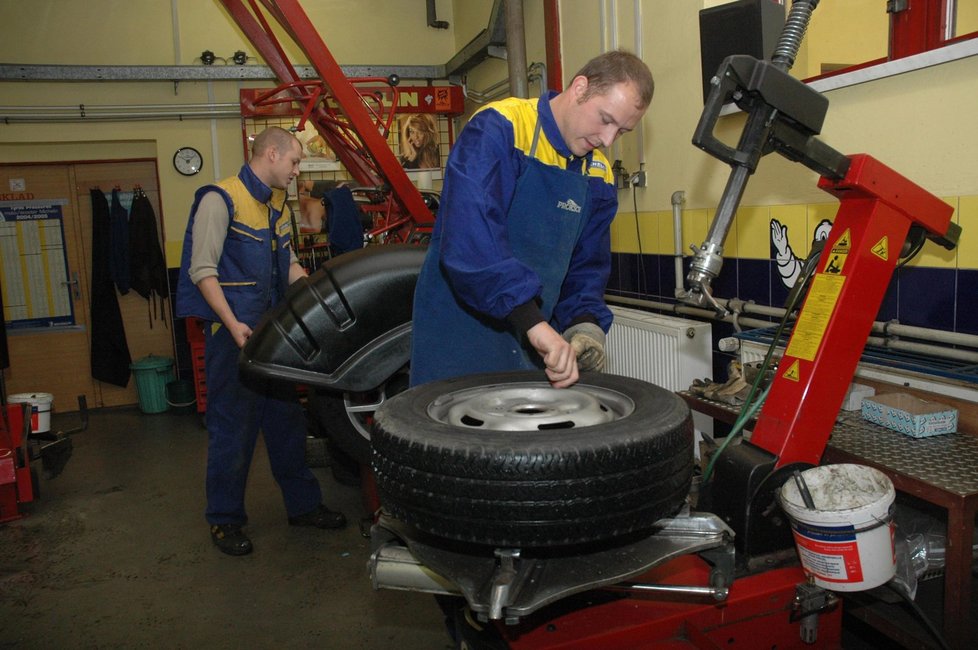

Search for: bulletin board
xmin=0 ymin=199 xmax=76 ymax=329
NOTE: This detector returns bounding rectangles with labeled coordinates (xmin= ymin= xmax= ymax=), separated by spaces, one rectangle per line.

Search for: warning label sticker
xmin=782 ymin=359 xmax=801 ymax=382
xmin=871 ymin=236 xmax=889 ymax=261
xmin=823 ymin=228 xmax=851 ymax=275
xmin=785 ymin=273 xmax=845 ymax=361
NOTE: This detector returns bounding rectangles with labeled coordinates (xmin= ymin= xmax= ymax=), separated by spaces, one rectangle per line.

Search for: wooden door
xmin=1 ymin=160 xmax=174 ymax=411
xmin=1 ymin=163 xmax=96 ymax=409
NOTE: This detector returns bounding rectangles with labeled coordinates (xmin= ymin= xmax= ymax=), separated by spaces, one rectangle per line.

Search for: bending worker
xmin=176 ymin=126 xmax=346 ymax=557
xmin=410 ymin=50 xmax=654 ymax=387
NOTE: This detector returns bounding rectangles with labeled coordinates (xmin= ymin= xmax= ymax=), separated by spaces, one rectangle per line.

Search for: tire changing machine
xmin=229 ymin=2 xmax=961 ymax=647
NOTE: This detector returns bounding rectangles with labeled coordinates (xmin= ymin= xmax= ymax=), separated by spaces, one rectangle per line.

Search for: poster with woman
xmin=397 ymin=114 xmax=441 ymax=169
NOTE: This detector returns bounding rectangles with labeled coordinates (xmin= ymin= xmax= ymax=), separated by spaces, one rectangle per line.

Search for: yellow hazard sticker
xmin=782 ymin=359 xmax=801 ymax=382
xmin=822 ymin=228 xmax=851 ymax=275
xmin=871 ymin=236 xmax=889 ymax=261
xmin=785 ymin=273 xmax=845 ymax=361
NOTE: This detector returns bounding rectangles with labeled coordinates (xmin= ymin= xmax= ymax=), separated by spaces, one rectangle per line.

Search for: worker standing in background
xmin=176 ymin=126 xmax=346 ymax=557
xmin=410 ymin=50 xmax=654 ymax=388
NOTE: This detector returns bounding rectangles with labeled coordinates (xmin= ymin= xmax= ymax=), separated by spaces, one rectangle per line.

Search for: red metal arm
xmin=220 ymin=0 xmax=435 ymax=233
xmin=749 ymin=154 xmax=955 ymax=468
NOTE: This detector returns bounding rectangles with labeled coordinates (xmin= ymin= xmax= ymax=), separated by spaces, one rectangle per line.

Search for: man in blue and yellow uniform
xmin=177 ymin=127 xmax=345 ymax=556
xmin=411 ymin=50 xmax=654 ymax=388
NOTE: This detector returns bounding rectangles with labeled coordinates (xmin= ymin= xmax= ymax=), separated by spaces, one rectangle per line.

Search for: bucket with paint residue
xmin=7 ymin=392 xmax=54 ymax=434
xmin=778 ymin=463 xmax=896 ymax=592
xmin=166 ymin=379 xmax=196 ymax=415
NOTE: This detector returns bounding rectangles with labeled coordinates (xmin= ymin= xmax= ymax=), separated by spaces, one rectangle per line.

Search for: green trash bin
xmin=130 ymin=355 xmax=175 ymax=414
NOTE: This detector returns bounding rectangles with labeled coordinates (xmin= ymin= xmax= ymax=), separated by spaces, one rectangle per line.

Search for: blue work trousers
xmin=203 ymin=323 xmax=321 ymax=525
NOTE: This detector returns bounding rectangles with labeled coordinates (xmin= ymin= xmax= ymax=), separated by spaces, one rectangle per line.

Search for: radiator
xmin=606 ymin=306 xmax=716 ymax=450
xmin=606 ymin=306 xmax=713 ymax=393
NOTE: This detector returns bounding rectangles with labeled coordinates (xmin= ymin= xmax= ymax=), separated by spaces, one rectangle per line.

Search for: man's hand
xmin=526 ymin=322 xmax=579 ymax=388
xmin=227 ymin=320 xmax=253 ymax=349
xmin=562 ymin=322 xmax=606 ymax=372
xmin=197 ymin=276 xmax=252 ymax=348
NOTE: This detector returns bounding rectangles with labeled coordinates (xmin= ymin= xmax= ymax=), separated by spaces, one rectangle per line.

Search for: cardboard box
xmin=841 ymin=382 xmax=875 ymax=411
xmin=861 ymin=393 xmax=958 ymax=438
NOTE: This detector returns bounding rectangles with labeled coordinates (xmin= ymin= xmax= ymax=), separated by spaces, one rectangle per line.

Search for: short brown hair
xmin=251 ymin=126 xmax=299 ymax=157
xmin=574 ymin=50 xmax=654 ymax=108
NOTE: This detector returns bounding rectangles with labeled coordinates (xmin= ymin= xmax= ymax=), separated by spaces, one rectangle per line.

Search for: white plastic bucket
xmin=779 ymin=463 xmax=896 ymax=592
xmin=8 ymin=392 xmax=54 ymax=434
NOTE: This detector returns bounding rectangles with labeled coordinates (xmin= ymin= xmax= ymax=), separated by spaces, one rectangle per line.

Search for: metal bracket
xmin=368 ymin=511 xmax=736 ymax=623
xmin=791 ymin=580 xmax=839 ymax=645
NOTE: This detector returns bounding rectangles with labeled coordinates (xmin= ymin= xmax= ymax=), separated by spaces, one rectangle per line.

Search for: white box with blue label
xmin=860 ymin=393 xmax=958 ymax=438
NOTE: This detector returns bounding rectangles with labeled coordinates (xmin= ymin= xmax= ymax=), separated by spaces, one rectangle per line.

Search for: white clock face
xmin=174 ymin=147 xmax=203 ymax=176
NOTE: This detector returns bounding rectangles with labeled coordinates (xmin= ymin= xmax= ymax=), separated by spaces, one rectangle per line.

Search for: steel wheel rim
xmin=426 ymin=382 xmax=634 ymax=431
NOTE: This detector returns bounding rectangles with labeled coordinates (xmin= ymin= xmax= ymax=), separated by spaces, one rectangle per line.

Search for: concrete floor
xmin=2 ymin=406 xmax=967 ymax=649
xmin=0 ymin=406 xmax=452 ymax=649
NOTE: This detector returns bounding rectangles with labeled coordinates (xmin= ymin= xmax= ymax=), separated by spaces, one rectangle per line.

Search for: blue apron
xmin=411 ymin=121 xmax=592 ymax=386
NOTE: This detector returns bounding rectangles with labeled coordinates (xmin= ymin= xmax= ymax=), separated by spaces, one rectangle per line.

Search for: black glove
xmin=562 ymin=322 xmax=606 ymax=372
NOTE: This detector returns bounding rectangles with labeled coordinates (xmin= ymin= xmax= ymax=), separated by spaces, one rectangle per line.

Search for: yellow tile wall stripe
xmin=612 ymin=196 xmax=977 ymax=269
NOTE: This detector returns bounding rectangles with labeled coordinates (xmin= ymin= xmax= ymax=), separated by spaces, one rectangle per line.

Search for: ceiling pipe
xmin=504 ymin=0 xmax=529 ymax=98
xmin=426 ymin=0 xmax=449 ymax=29
xmin=633 ymin=0 xmax=645 ymax=167
xmin=444 ymin=0 xmax=507 ymax=79
xmin=0 ymin=103 xmax=240 ymax=123
xmin=543 ymin=0 xmax=562 ymax=90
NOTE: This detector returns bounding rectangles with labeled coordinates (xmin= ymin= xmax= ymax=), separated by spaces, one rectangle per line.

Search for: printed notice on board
xmin=0 ymin=200 xmax=76 ymax=329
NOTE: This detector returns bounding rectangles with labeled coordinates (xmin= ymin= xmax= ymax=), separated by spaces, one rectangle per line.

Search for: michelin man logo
xmin=771 ymin=218 xmax=833 ymax=288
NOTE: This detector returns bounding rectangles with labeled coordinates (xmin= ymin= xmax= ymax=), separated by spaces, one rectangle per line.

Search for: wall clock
xmin=173 ymin=147 xmax=203 ymax=176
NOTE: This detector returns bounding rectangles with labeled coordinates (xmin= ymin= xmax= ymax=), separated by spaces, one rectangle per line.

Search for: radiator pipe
xmin=671 ymin=191 xmax=685 ymax=297
xmin=461 ymin=77 xmax=512 ymax=104
xmin=608 ymin=295 xmax=776 ymax=333
xmin=606 ymin=294 xmax=978 ymax=365
xmin=527 ymin=61 xmax=548 ymax=94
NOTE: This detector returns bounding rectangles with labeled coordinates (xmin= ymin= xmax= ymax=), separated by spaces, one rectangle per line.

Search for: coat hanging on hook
xmin=89 ymin=188 xmax=132 ymax=386
xmin=129 ymin=189 xmax=169 ymax=328
xmin=109 ymin=188 xmax=131 ymax=295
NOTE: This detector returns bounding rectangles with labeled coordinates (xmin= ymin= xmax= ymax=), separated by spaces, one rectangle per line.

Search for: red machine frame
xmin=505 ymin=560 xmax=841 ymax=649
xmin=1 ymin=404 xmax=35 ymax=522
xmin=751 ymin=154 xmax=954 ymax=468
xmin=221 ymin=0 xmax=454 ymax=244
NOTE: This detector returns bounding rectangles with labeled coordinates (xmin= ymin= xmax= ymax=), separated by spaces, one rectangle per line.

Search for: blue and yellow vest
xmin=176 ymin=165 xmax=294 ymax=328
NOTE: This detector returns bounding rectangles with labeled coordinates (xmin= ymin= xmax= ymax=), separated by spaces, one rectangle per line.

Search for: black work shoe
xmin=210 ymin=524 xmax=253 ymax=556
xmin=288 ymin=504 xmax=347 ymax=530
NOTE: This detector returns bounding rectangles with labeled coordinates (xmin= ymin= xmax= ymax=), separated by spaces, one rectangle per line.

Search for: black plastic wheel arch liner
xmin=239 ymin=244 xmax=425 ymax=392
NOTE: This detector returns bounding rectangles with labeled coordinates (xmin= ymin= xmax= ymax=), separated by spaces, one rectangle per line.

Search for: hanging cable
xmin=702 ymin=235 xmax=822 ymax=483
xmin=885 ymin=583 xmax=952 ymax=650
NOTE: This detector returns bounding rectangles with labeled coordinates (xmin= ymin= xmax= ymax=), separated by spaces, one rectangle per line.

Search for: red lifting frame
xmin=749 ymin=153 xmax=955 ymax=468
xmin=1 ymin=403 xmax=35 ymax=523
xmin=504 ymin=557 xmax=841 ymax=649
xmin=220 ymin=0 xmax=435 ymax=236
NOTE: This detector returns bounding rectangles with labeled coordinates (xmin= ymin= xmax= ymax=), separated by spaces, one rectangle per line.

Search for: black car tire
xmin=371 ymin=371 xmax=694 ymax=548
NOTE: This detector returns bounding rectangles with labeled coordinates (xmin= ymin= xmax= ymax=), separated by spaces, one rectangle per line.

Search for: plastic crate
xmin=186 ymin=318 xmax=208 ymax=414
